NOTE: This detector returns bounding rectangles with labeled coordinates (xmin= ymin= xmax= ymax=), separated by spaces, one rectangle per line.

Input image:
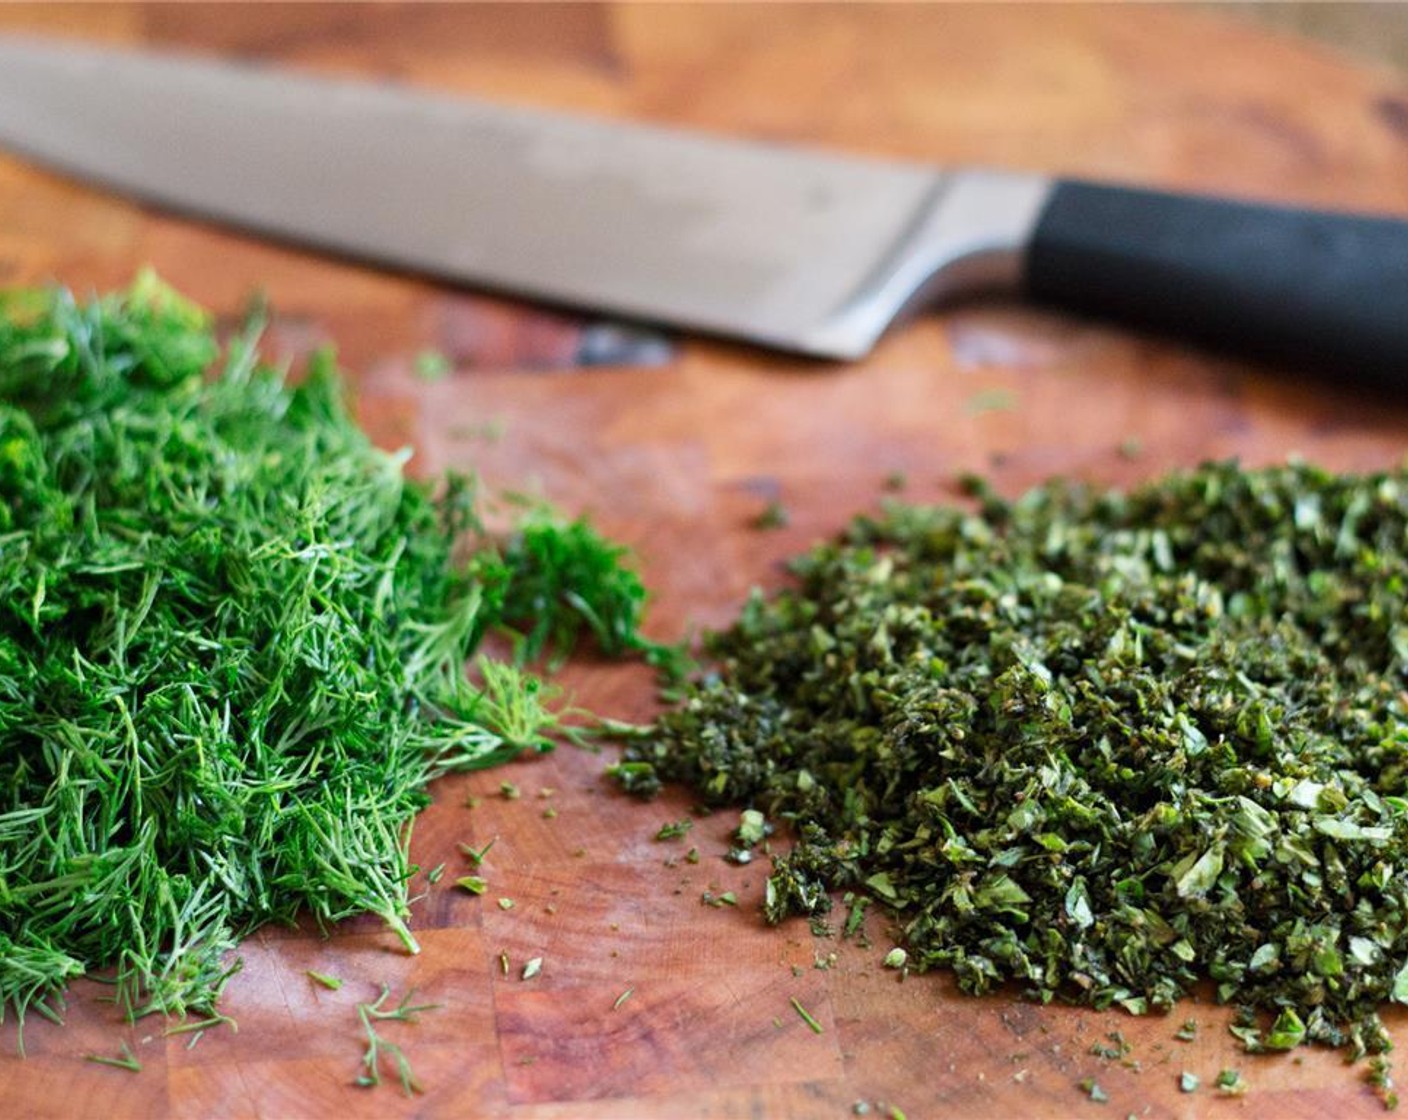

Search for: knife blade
xmin=0 ymin=34 xmax=1404 ymax=383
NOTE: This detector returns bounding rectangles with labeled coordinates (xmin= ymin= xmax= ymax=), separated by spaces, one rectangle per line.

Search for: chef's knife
xmin=0 ymin=35 xmax=1404 ymax=384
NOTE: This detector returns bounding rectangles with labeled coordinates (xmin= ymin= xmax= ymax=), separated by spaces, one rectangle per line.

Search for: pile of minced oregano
xmin=0 ymin=275 xmax=655 ymax=1033
xmin=617 ymin=462 xmax=1408 ymax=1083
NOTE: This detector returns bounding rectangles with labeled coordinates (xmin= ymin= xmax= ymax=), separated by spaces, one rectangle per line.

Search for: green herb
xmin=686 ymin=847 xmax=700 ymax=865
xmin=426 ymin=863 xmax=446 ymax=885
xmin=1179 ymin=1072 xmax=1199 ymax=1093
xmin=613 ymin=987 xmax=634 ymax=1010
xmin=163 ymin=1013 xmax=236 ymax=1036
xmin=702 ymin=890 xmax=738 ymax=908
xmin=844 ymin=895 xmax=869 ymax=939
xmin=1175 ymin=1020 xmax=1197 ymax=1042
xmin=1369 ymin=1055 xmax=1400 ymax=1109
xmin=619 ymin=461 xmax=1408 ymax=1077
xmin=460 ymin=838 xmax=497 ymax=866
xmin=85 ymin=1040 xmax=141 ymax=1073
xmin=354 ymin=985 xmax=439 ymax=1095
xmin=307 ymin=971 xmax=344 ymax=992
xmin=1078 ymin=1077 xmax=1108 ymax=1103
xmin=493 ymin=505 xmax=672 ymax=671
xmin=883 ymin=948 xmax=908 ymax=970
xmin=542 ymin=806 xmax=557 ymax=820
xmin=500 ymin=782 xmax=521 ymax=801
xmin=413 ymin=349 xmax=451 ymax=382
xmin=456 ymin=877 xmax=487 ymax=896
xmin=964 ymin=387 xmax=1018 ymax=415
xmin=656 ymin=819 xmax=693 ymax=841
xmin=1090 ymin=1031 xmax=1131 ymax=1060
xmin=1263 ymin=1008 xmax=1308 ymax=1051
xmin=0 ymin=277 xmax=655 ymax=1033
xmin=752 ymin=500 xmax=791 ymax=531
xmin=790 ymin=996 xmax=823 ymax=1034
xmin=736 ymin=808 xmax=768 ymax=847
xmin=1215 ymin=1068 xmax=1247 ymax=1096
xmin=497 ymin=898 xmax=515 ymax=910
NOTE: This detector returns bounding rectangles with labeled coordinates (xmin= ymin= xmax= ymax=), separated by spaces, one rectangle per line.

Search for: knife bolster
xmin=800 ymin=170 xmax=1053 ymax=359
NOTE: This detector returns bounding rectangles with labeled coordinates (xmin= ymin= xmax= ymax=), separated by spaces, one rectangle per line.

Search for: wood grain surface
xmin=2 ymin=4 xmax=1408 ymax=1118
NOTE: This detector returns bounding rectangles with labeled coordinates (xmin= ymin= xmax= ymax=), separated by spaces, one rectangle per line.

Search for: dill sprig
xmin=0 ymin=275 xmax=655 ymax=1037
xmin=354 ymin=984 xmax=439 ymax=1095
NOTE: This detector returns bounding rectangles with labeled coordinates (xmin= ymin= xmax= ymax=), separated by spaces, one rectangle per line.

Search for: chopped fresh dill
xmin=0 ymin=276 xmax=657 ymax=1032
xmin=613 ymin=987 xmax=634 ymax=1010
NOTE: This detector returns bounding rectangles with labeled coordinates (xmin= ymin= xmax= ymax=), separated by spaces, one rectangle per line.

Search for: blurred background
xmin=1222 ymin=2 xmax=1408 ymax=74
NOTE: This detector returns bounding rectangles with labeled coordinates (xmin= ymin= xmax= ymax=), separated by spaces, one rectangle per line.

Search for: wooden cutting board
xmin=2 ymin=4 xmax=1408 ymax=1118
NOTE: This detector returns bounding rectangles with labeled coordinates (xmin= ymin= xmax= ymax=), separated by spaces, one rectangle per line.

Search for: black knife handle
xmin=1025 ymin=179 xmax=1408 ymax=388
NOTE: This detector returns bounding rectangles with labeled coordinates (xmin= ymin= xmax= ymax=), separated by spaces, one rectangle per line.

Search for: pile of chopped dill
xmin=0 ymin=275 xmax=654 ymax=1032
xmin=618 ymin=461 xmax=1408 ymax=1068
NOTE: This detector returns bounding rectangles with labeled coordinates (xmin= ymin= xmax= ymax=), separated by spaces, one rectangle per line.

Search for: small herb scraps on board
xmin=615 ymin=460 xmax=1408 ymax=1094
xmin=0 ymin=276 xmax=660 ymax=1040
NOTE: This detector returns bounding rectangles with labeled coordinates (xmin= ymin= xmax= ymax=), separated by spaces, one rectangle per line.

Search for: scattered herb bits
xmin=0 ymin=278 xmax=656 ymax=1031
xmin=85 ymin=1040 xmax=142 ymax=1074
xmin=790 ymin=996 xmax=824 ymax=1034
xmin=656 ymin=819 xmax=693 ymax=841
xmin=619 ymin=461 xmax=1408 ymax=1075
xmin=752 ymin=500 xmax=791 ymax=531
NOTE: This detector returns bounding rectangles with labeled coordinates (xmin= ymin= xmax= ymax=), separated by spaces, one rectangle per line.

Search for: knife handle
xmin=1025 ymin=180 xmax=1408 ymax=387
